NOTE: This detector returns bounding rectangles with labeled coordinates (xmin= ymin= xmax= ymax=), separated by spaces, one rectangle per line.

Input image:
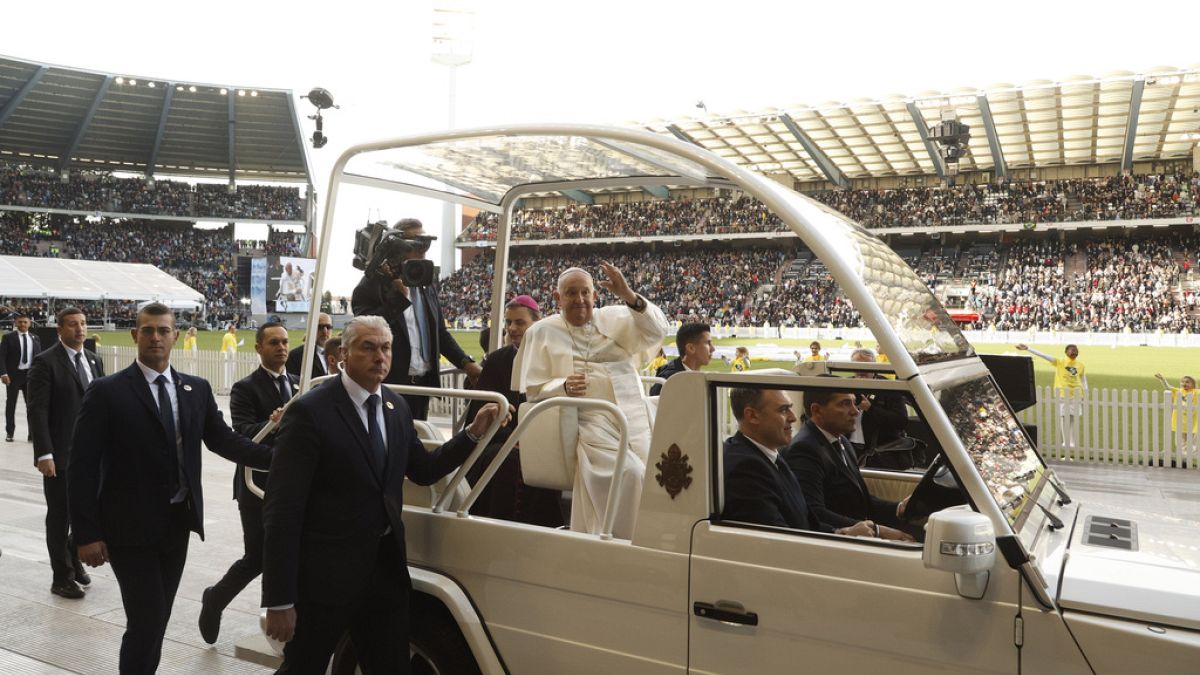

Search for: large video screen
xmin=267 ymin=256 xmax=316 ymax=312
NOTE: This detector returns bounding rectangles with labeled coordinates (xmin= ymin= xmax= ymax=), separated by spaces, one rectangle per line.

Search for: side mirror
xmin=923 ymin=507 xmax=996 ymax=599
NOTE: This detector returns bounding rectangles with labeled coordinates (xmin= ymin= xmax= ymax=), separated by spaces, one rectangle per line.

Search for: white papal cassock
xmin=512 ymin=298 xmax=669 ymax=539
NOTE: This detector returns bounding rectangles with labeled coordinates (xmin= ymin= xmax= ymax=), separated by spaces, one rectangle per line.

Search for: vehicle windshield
xmin=771 ymin=187 xmax=974 ymax=364
xmin=935 ymin=373 xmax=1047 ymax=530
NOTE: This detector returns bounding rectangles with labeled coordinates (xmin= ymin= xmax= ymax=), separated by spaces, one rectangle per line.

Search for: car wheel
xmin=329 ymin=598 xmax=481 ymax=675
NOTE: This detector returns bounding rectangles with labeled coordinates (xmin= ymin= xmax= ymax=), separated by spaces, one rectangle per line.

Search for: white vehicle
xmin=261 ymin=125 xmax=1199 ymax=674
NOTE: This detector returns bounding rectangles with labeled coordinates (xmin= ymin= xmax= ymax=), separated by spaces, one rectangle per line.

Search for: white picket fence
xmin=1017 ymin=387 xmax=1199 ymax=469
xmin=98 ymin=345 xmax=469 ymax=428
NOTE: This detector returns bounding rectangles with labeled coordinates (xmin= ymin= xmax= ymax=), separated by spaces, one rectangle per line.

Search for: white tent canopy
xmin=0 ymin=255 xmax=205 ymax=309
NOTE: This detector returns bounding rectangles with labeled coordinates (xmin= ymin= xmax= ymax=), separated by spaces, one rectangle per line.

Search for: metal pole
xmin=440 ymin=65 xmax=458 ymax=279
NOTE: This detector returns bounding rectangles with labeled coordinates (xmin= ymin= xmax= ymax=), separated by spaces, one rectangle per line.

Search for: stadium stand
xmin=441 ymin=228 xmax=1200 ymax=333
xmin=0 ymin=211 xmax=303 ymax=325
xmin=0 ymin=164 xmax=305 ymax=221
xmin=457 ymin=172 xmax=1200 ymax=241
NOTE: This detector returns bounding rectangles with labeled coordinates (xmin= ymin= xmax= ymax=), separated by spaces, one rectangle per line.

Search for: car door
xmin=688 ymin=519 xmax=1023 ymax=674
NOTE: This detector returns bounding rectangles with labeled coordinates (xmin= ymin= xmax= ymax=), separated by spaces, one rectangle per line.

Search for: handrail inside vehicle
xmin=243 ymin=380 xmax=509 ymax=501
xmin=457 ymin=396 xmax=632 ymax=541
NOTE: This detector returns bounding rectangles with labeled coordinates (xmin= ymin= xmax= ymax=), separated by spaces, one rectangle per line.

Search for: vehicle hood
xmin=1057 ymin=502 xmax=1200 ymax=631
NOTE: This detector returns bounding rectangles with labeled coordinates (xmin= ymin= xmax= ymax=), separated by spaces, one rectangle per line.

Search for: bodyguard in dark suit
xmin=1 ymin=314 xmax=41 ymax=441
xmin=649 ymin=322 xmax=714 ymax=396
xmin=262 ymin=315 xmax=508 ymax=673
xmin=69 ymin=303 xmax=273 ymax=674
xmin=350 ymin=218 xmax=480 ymax=420
xmin=285 ymin=312 xmax=332 ymax=380
xmin=200 ymin=322 xmax=298 ymax=644
xmin=721 ymin=388 xmax=874 ymax=536
xmin=27 ymin=307 xmax=104 ymax=599
xmin=784 ymin=389 xmax=914 ymax=542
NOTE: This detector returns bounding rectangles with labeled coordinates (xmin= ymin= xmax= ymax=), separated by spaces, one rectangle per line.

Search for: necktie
xmin=20 ymin=333 xmax=28 ymax=367
xmin=365 ymin=394 xmax=387 ymax=474
xmin=276 ymin=374 xmax=292 ymax=404
xmin=411 ymin=290 xmax=435 ymax=368
xmin=316 ymin=347 xmax=326 ymax=374
xmin=74 ymin=352 xmax=91 ymax=389
xmin=155 ymin=375 xmax=181 ymax=494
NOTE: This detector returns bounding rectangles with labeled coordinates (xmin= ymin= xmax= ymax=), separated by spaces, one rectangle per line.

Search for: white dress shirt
xmin=17 ymin=330 xmax=33 ymax=370
xmin=404 ymin=299 xmax=429 ymax=376
xmin=36 ymin=342 xmax=94 ymax=463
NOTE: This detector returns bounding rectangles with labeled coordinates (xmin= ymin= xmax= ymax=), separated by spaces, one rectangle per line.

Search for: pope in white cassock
xmin=513 ymin=263 xmax=669 ymax=539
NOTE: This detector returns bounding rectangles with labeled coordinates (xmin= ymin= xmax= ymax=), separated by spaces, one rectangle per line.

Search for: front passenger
xmin=722 ymin=388 xmax=874 ymax=537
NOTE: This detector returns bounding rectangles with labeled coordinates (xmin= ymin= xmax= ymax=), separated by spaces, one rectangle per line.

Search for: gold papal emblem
xmin=655 ymin=444 xmax=693 ymax=500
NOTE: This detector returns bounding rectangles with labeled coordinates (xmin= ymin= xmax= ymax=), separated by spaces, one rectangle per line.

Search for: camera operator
xmin=351 ymin=219 xmax=480 ymax=419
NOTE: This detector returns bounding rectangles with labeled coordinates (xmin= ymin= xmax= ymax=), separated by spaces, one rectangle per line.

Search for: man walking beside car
xmin=27 ymin=307 xmax=103 ymax=600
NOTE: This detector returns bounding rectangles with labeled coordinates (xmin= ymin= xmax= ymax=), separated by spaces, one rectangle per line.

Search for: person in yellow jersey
xmin=1154 ymin=372 xmax=1197 ymax=468
xmin=645 ymin=347 xmax=668 ymax=376
xmin=1016 ymin=343 xmax=1087 ymax=449
xmin=182 ymin=327 xmax=198 ymax=352
xmin=874 ymin=346 xmax=894 ymax=379
xmin=221 ymin=325 xmax=239 ymax=391
xmin=803 ymin=341 xmax=828 ymax=362
xmin=729 ymin=346 xmax=751 ymax=373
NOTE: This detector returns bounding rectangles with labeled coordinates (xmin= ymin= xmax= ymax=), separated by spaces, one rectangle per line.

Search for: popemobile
xmin=247 ymin=125 xmax=1199 ymax=674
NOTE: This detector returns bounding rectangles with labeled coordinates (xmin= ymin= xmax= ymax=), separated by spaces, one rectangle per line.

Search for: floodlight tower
xmin=432 ymin=1 xmax=475 ymax=278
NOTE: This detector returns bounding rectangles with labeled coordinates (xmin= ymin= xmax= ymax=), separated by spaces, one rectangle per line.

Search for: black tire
xmin=329 ymin=595 xmax=482 ymax=675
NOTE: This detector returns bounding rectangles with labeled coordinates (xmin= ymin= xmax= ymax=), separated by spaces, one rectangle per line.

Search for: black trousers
xmin=42 ymin=474 xmax=83 ymax=584
xmin=4 ymin=373 xmax=29 ymax=437
xmin=277 ymin=537 xmax=409 ymax=675
xmin=208 ymin=491 xmax=263 ymax=610
xmin=107 ymin=503 xmax=191 ymax=675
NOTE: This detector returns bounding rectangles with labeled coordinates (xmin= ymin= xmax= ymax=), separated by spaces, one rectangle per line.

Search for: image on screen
xmin=267 ymin=256 xmax=315 ymax=313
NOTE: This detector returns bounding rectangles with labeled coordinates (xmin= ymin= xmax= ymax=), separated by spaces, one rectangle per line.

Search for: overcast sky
xmin=5 ymin=0 xmax=1200 ymax=294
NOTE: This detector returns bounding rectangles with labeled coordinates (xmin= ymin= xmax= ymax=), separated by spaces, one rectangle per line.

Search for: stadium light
xmin=115 ymin=76 xmax=124 ymax=84
xmin=250 ymin=90 xmax=258 ymax=97
xmin=189 ymin=86 xmax=197 ymax=93
xmin=220 ymin=88 xmax=228 ymax=95
xmin=237 ymin=90 xmax=246 ymax=96
xmin=128 ymin=79 xmax=137 ymax=86
xmin=148 ymin=82 xmax=155 ymax=88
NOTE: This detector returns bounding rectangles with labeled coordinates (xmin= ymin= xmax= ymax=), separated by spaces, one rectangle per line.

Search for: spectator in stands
xmin=650 ymin=322 xmax=714 ymax=396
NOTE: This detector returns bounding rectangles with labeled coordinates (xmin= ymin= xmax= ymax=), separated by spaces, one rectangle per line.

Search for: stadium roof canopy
xmin=0 ymin=255 xmax=206 ymax=308
xmin=642 ymin=66 xmax=1200 ymax=186
xmin=0 ymin=54 xmax=310 ymax=183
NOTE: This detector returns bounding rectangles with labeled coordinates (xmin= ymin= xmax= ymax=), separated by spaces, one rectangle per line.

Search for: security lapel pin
xmin=385 ymin=401 xmax=395 ymax=410
xmin=182 ymin=384 xmax=193 ymax=392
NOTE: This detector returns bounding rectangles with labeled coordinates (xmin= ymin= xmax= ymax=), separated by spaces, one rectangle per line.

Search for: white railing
xmin=99 ymin=345 xmax=261 ymax=394
xmin=1018 ymin=387 xmax=1199 ymax=469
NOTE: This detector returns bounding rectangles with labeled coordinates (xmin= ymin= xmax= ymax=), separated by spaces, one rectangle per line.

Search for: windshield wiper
xmin=1044 ymin=470 xmax=1072 ymax=506
xmin=1035 ymin=501 xmax=1065 ymax=531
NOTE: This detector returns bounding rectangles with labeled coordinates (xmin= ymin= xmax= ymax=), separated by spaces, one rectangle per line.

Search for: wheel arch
xmin=410 ymin=566 xmax=508 ymax=674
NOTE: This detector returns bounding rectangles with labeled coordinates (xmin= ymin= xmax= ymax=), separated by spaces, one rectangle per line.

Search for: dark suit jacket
xmin=649 ymin=357 xmax=686 ymax=396
xmin=784 ymin=420 xmax=899 ymax=530
xmin=261 ymin=375 xmax=476 ymax=607
xmin=351 ymin=275 xmax=472 ymax=388
xmin=27 ymin=342 xmax=105 ymax=468
xmin=285 ymin=344 xmax=326 ymax=380
xmin=859 ymin=391 xmax=909 ymax=454
xmin=229 ymin=367 xmax=299 ymax=498
xmin=0 ymin=330 xmax=42 ymax=380
xmin=68 ymin=363 xmax=273 ymax=547
xmin=722 ymin=432 xmax=830 ymax=532
xmin=464 ymin=345 xmax=521 ymax=446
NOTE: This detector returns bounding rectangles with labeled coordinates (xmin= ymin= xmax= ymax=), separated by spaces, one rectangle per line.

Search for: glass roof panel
xmin=344 ymin=134 xmax=711 ymax=204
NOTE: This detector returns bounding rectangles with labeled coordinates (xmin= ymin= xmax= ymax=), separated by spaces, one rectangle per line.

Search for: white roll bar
xmin=242 ymin=378 xmax=508 ymax=504
xmin=458 ymin=396 xmax=630 ymax=541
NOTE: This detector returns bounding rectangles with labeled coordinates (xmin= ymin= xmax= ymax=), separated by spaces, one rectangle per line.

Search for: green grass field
xmin=87 ymin=329 xmax=1191 ymax=393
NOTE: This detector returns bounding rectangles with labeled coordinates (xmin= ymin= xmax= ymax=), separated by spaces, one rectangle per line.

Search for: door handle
xmin=693 ymin=601 xmax=758 ymax=626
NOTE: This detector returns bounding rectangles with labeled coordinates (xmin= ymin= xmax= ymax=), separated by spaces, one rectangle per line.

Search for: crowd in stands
xmin=457 ymin=171 xmax=1200 ymax=241
xmin=0 ymin=164 xmax=305 ymax=221
xmin=1 ymin=212 xmax=303 ymax=322
xmin=439 ymin=230 xmax=1200 ymax=333
xmin=439 ymin=246 xmax=786 ymax=327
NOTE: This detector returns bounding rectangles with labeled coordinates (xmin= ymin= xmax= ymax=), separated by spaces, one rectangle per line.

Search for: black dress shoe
xmin=4 ymin=436 xmax=12 ymax=442
xmin=51 ymin=581 xmax=85 ymax=599
xmin=75 ymin=569 xmax=91 ymax=586
xmin=199 ymin=586 xmax=221 ymax=644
